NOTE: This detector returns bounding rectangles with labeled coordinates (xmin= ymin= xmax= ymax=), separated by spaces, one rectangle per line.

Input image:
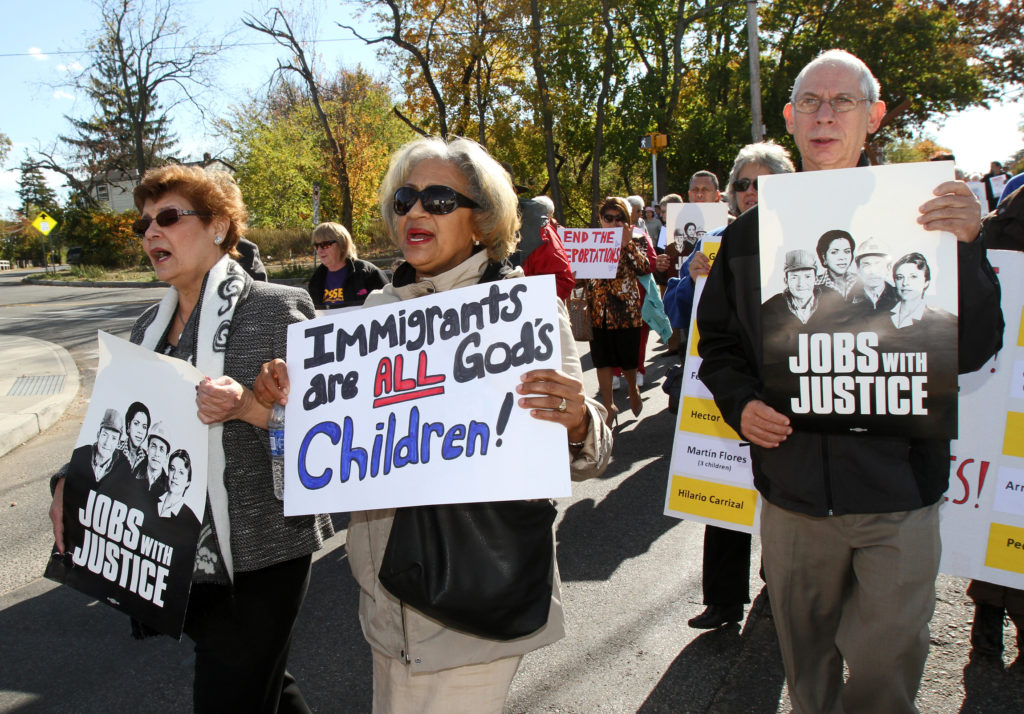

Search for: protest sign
xmin=988 ymin=173 xmax=1008 ymax=203
xmin=940 ymin=249 xmax=1024 ymax=589
xmin=663 ymin=238 xmax=761 ymax=533
xmin=45 ymin=332 xmax=207 ymax=638
xmin=758 ymin=162 xmax=958 ymax=439
xmin=659 ymin=202 xmax=729 ymax=255
xmin=559 ymin=227 xmax=622 ymax=279
xmin=967 ymin=181 xmax=988 ymax=218
xmin=283 ymin=276 xmax=571 ymax=515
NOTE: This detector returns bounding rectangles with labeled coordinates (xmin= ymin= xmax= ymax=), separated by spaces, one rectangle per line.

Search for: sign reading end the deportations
xmin=284 ymin=276 xmax=570 ymax=515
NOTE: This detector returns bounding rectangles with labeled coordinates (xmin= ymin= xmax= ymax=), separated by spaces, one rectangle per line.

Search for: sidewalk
xmin=0 ymin=335 xmax=80 ymax=458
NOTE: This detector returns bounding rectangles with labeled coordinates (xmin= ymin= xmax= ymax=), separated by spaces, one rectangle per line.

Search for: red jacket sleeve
xmin=523 ymin=225 xmax=575 ymax=301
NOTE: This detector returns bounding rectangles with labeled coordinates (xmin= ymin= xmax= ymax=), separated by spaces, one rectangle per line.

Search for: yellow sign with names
xmin=32 ymin=211 xmax=57 ymax=236
xmin=984 ymin=522 xmax=1024 ymax=575
xmin=1004 ymin=412 xmax=1024 ymax=458
xmin=679 ymin=396 xmax=740 ymax=440
xmin=667 ymin=474 xmax=758 ymax=526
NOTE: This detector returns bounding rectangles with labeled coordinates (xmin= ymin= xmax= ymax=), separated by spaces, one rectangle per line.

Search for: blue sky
xmin=2 ymin=0 xmax=1022 ymax=217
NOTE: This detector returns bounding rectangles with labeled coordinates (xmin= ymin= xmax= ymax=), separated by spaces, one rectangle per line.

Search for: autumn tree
xmin=224 ymin=70 xmax=412 ymax=243
xmin=32 ymin=0 xmax=222 ymax=206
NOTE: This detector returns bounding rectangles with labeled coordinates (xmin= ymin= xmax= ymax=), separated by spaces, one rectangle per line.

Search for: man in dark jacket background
xmin=697 ymin=50 xmax=1003 ymax=713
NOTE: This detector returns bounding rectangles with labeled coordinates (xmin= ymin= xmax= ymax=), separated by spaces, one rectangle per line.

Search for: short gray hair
xmin=723 ymin=141 xmax=796 ymax=215
xmin=533 ymin=195 xmax=554 ymax=217
xmin=791 ymin=49 xmax=881 ymax=103
xmin=659 ymin=193 xmax=683 ymax=207
xmin=378 ymin=137 xmax=520 ymax=261
xmin=626 ymin=195 xmax=645 ymax=213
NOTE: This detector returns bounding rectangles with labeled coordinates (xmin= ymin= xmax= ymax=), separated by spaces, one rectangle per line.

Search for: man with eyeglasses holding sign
xmin=696 ymin=50 xmax=1003 ymax=712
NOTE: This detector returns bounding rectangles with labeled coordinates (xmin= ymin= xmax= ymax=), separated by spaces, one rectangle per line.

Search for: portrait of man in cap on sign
xmin=68 ymin=408 xmax=131 ymax=491
xmin=848 ymin=237 xmax=898 ymax=316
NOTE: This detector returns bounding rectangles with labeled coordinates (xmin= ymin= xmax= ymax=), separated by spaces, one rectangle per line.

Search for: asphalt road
xmin=1 ymin=272 xmax=1023 ymax=712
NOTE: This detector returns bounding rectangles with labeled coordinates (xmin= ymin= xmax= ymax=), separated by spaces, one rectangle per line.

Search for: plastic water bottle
xmin=268 ymin=403 xmax=286 ymax=501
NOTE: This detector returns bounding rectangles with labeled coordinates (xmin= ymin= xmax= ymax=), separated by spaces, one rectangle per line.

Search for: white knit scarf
xmin=140 ymin=254 xmax=245 ymax=579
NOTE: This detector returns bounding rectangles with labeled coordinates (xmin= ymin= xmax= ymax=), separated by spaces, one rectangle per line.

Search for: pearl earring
xmin=214 ymin=235 xmax=223 ymax=245
xmin=473 ymin=239 xmax=480 ymax=246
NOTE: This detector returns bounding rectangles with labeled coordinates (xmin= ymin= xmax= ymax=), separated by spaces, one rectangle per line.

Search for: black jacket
xmin=307 ymin=258 xmax=389 ymax=309
xmin=696 ymin=205 xmax=1003 ymax=517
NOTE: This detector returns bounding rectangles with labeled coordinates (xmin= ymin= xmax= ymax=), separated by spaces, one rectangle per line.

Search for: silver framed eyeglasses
xmin=792 ymin=95 xmax=870 ymax=114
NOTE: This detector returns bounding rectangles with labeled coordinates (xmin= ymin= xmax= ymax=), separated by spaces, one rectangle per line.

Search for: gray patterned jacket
xmin=130 ymin=277 xmax=334 ymax=573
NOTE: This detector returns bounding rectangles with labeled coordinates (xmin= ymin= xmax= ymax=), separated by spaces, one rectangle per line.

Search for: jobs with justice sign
xmin=758 ymin=162 xmax=959 ymax=439
xmin=283 ymin=276 xmax=571 ymax=515
xmin=45 ymin=332 xmax=208 ymax=638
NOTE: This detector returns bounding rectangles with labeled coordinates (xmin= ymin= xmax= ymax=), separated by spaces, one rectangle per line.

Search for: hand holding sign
xmin=254 ymin=358 xmax=291 ymax=406
xmin=917 ymin=180 xmax=983 ymax=243
xmin=516 ymin=368 xmax=591 ymax=443
xmin=49 ymin=478 xmax=67 ymax=554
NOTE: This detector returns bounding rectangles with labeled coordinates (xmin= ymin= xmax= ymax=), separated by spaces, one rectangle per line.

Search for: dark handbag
xmin=568 ymin=286 xmax=593 ymax=341
xmin=378 ymin=499 xmax=557 ymax=640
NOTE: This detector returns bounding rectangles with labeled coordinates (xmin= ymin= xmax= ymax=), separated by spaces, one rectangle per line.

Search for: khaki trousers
xmin=761 ymin=500 xmax=941 ymax=714
xmin=371 ymin=650 xmax=521 ymax=714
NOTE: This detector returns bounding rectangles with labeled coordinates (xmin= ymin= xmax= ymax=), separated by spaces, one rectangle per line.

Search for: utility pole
xmin=747 ymin=0 xmax=764 ymax=142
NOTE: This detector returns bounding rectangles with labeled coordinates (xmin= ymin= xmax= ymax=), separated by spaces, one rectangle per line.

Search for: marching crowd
xmin=47 ymin=48 xmax=1023 ymax=714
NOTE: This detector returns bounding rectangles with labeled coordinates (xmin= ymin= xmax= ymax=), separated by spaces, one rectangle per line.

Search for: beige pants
xmin=371 ymin=649 xmax=521 ymax=714
xmin=761 ymin=500 xmax=940 ymax=714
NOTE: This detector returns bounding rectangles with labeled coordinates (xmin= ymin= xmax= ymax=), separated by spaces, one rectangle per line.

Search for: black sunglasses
xmin=732 ymin=177 xmax=759 ymax=192
xmin=313 ymin=240 xmax=337 ymax=250
xmin=133 ymin=208 xmax=209 ymax=237
xmin=393 ymin=185 xmax=478 ymax=216
xmin=601 ymin=212 xmax=625 ymax=223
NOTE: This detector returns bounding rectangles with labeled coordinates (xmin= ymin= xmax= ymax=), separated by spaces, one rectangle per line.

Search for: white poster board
xmin=663 ymin=237 xmax=760 ymax=533
xmin=660 ymin=202 xmax=730 ymax=257
xmin=559 ymin=227 xmax=622 ymax=279
xmin=940 ymin=249 xmax=1024 ymax=589
xmin=967 ymin=181 xmax=988 ymax=218
xmin=758 ymin=162 xmax=959 ymax=438
xmin=45 ymin=332 xmax=208 ymax=637
xmin=283 ymin=276 xmax=571 ymax=514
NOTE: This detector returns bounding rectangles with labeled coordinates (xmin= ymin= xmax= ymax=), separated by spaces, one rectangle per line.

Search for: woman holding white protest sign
xmin=48 ymin=164 xmax=333 ymax=713
xmin=583 ymin=196 xmax=650 ymax=424
xmin=255 ymin=136 xmax=613 ymax=713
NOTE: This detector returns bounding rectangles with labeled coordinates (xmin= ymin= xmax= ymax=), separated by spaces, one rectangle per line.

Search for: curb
xmin=22 ymin=275 xmax=306 ymax=288
xmin=0 ymin=337 xmax=81 ymax=459
xmin=23 ymin=277 xmax=169 ymax=288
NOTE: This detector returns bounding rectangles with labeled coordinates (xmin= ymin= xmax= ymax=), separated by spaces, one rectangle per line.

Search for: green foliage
xmin=63 ymin=206 xmax=144 ymax=268
xmin=225 ymin=69 xmax=413 ymax=245
xmin=358 ymin=0 xmax=1014 ymax=219
xmin=246 ymin=227 xmax=313 ymax=262
xmin=18 ymin=162 xmax=59 ymax=214
xmin=0 ymin=132 xmax=10 ymax=166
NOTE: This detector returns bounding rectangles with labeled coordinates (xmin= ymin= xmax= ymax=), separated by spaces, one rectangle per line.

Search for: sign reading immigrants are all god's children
xmin=283 ymin=276 xmax=571 ymax=515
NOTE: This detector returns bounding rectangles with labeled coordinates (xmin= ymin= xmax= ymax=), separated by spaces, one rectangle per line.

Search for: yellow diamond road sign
xmin=32 ymin=211 xmax=57 ymax=236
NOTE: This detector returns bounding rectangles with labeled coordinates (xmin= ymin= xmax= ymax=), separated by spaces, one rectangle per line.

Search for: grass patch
xmin=40 ymin=265 xmax=161 ymax=282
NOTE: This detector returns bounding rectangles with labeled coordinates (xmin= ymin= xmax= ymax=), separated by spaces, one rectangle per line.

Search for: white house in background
xmin=92 ymin=154 xmax=235 ymax=212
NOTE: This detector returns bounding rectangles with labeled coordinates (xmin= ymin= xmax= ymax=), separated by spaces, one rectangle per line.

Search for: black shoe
xmin=970 ymin=603 xmax=1005 ymax=661
xmin=688 ymin=604 xmax=743 ymax=629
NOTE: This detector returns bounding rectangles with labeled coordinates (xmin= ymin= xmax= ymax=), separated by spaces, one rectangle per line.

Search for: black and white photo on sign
xmin=659 ymin=202 xmax=730 ymax=268
xmin=45 ymin=331 xmax=208 ymax=638
xmin=757 ymin=161 xmax=959 ymax=439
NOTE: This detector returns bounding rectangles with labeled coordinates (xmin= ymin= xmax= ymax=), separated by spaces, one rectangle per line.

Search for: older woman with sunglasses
xmin=254 ymin=136 xmax=612 ymax=713
xmin=583 ymin=196 xmax=651 ymax=423
xmin=49 ymin=164 xmax=333 ymax=712
xmin=307 ymin=221 xmax=389 ymax=309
